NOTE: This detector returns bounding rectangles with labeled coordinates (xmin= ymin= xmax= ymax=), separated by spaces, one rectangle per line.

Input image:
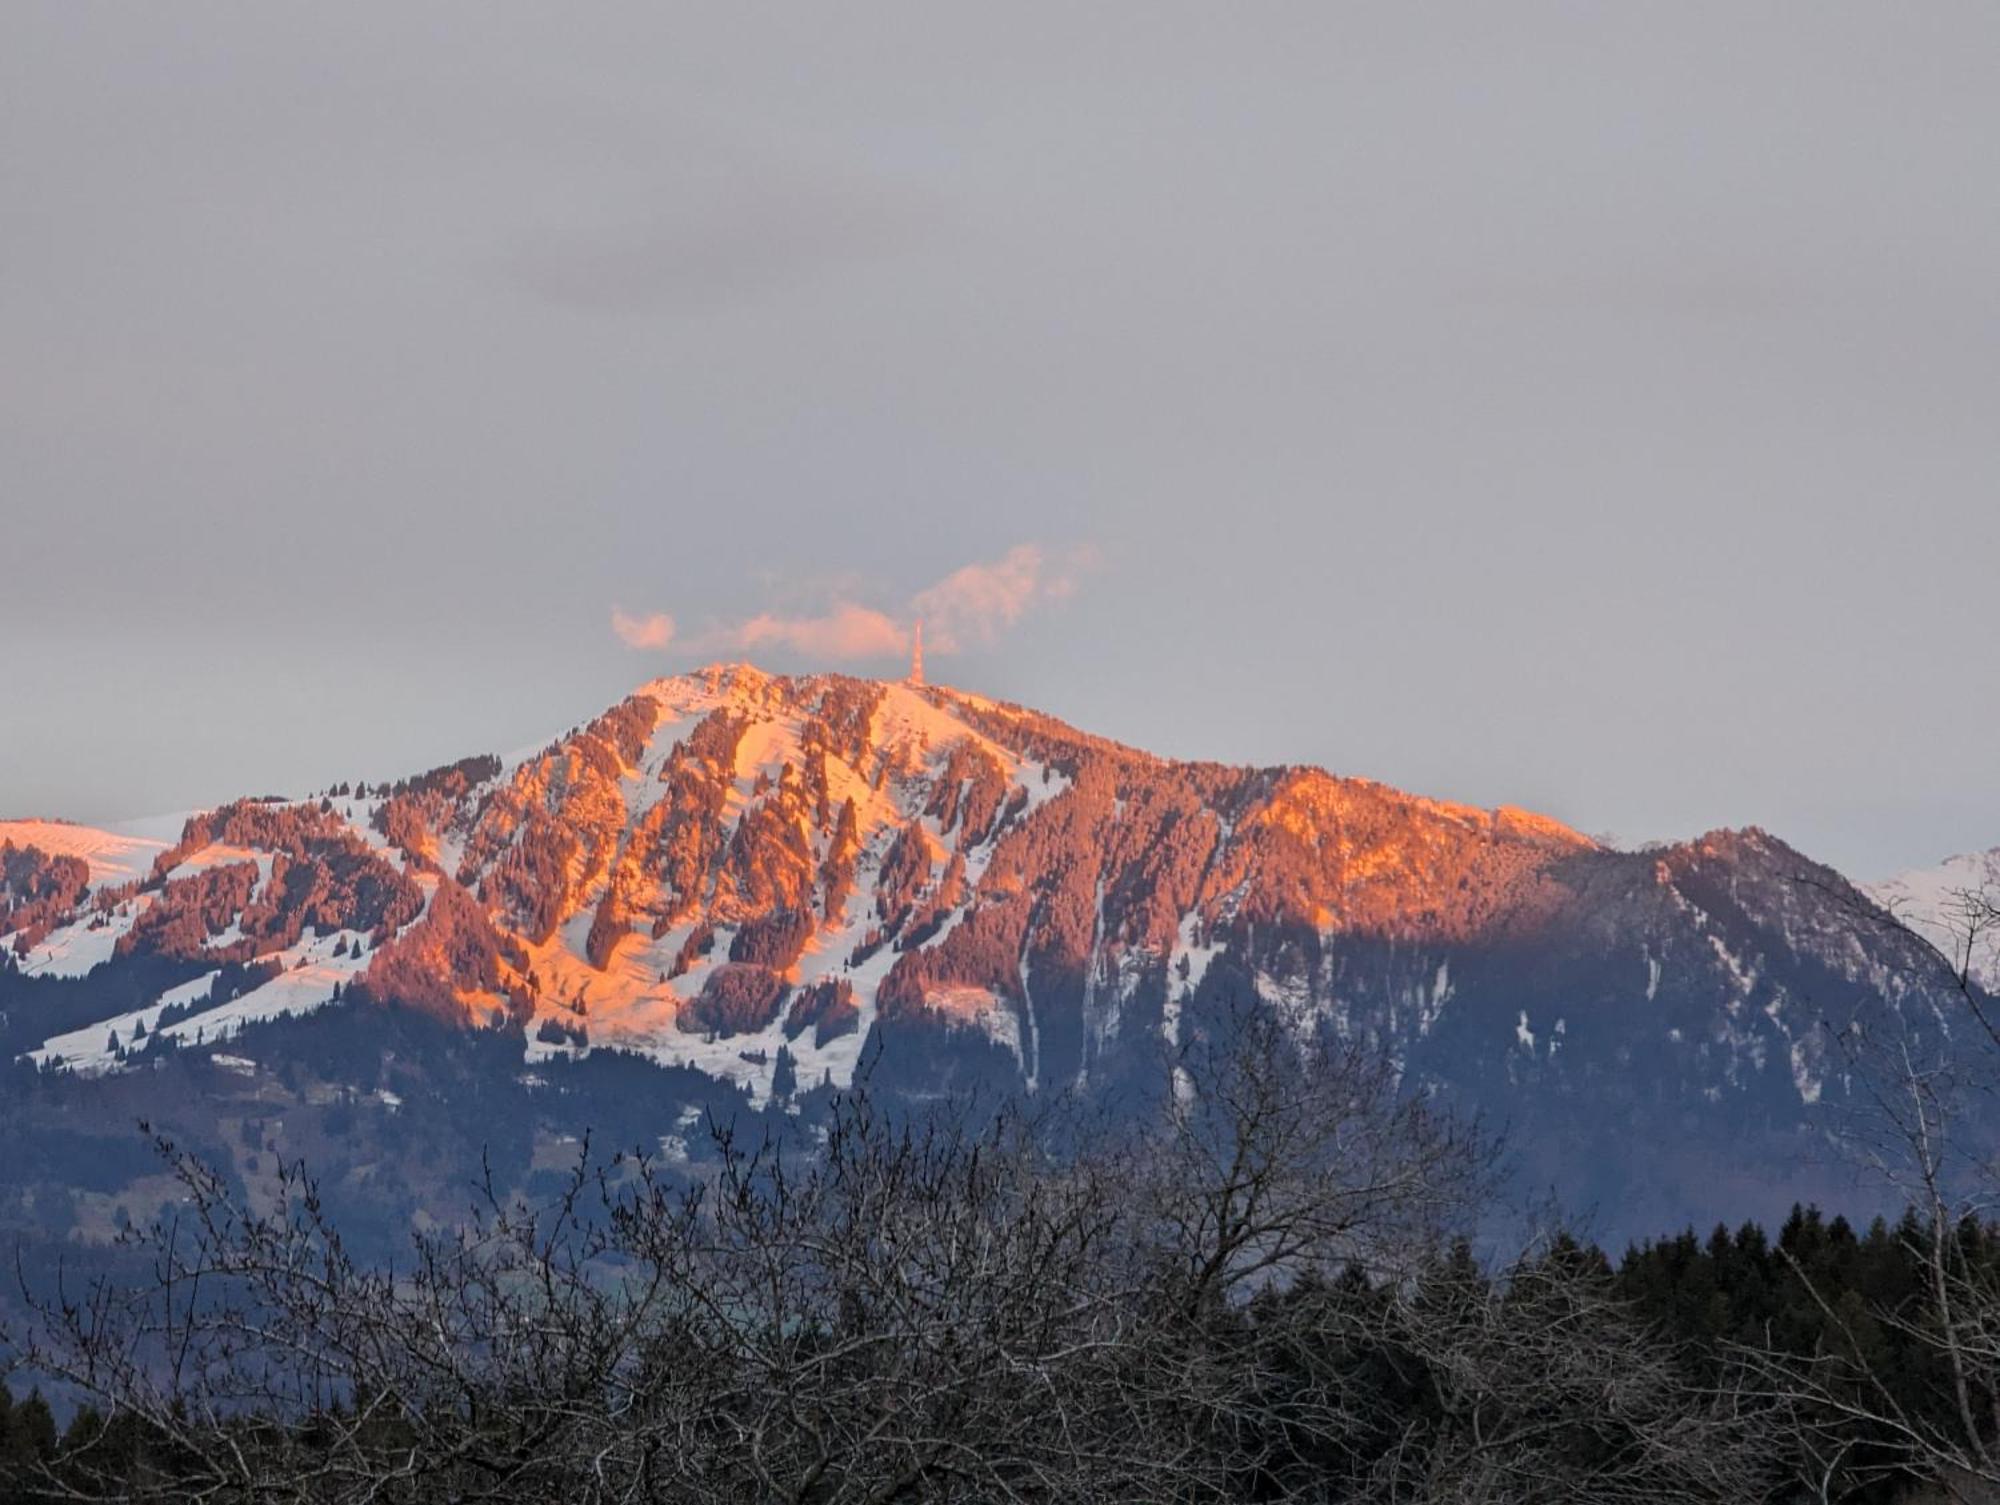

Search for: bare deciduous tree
xmin=1745 ymin=866 xmax=2000 ymax=1501
xmin=3 ymin=1012 xmax=1771 ymax=1503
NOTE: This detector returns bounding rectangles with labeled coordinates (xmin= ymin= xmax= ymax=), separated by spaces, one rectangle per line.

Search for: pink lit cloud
xmin=698 ymin=603 xmax=908 ymax=660
xmin=910 ymin=543 xmax=1094 ymax=653
xmin=610 ymin=609 xmax=676 ymax=650
xmin=611 ymin=543 xmax=1093 ymax=664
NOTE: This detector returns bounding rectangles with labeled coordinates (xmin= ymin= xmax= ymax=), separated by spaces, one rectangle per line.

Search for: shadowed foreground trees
xmin=1721 ymin=866 xmax=2000 ymax=1504
xmin=0 ymin=1017 xmax=1776 ymax=1503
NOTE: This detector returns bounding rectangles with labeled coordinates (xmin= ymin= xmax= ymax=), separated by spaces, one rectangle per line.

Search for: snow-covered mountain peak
xmin=5 ymin=666 xmax=1995 ymax=1239
xmin=5 ymin=659 xmax=1984 ymax=1229
xmin=1868 ymin=846 xmax=2000 ymax=992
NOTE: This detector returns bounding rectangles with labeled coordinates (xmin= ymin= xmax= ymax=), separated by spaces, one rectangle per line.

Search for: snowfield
xmin=0 ymin=817 xmax=184 ymax=888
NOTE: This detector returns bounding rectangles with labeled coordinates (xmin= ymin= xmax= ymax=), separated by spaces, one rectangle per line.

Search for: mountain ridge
xmin=0 ymin=664 xmax=1978 ymax=1239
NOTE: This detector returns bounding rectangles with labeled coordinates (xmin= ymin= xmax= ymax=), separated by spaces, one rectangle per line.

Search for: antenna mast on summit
xmin=909 ymin=619 xmax=924 ymax=687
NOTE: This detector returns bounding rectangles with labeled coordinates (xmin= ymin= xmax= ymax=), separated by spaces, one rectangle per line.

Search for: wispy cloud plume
xmin=611 ymin=543 xmax=1092 ymax=664
xmin=911 ymin=543 xmax=1092 ymax=653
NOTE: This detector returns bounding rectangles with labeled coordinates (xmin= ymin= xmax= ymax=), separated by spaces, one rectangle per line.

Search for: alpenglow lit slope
xmin=4 ymin=666 xmax=1592 ymax=1094
xmin=0 ymin=664 xmax=1977 ymax=1238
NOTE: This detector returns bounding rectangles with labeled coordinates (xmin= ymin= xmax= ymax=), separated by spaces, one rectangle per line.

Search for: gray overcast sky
xmin=4 ymin=4 xmax=1997 ymax=879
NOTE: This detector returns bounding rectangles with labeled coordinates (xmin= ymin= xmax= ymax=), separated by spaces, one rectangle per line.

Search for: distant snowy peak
xmin=1868 ymin=847 xmax=2000 ymax=991
xmin=0 ymin=817 xmax=181 ymax=889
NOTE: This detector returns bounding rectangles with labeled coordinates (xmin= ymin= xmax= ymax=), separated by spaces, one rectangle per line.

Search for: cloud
xmin=699 ymin=603 xmax=908 ymax=660
xmin=611 ymin=609 xmax=676 ymax=651
xmin=611 ymin=543 xmax=1093 ymax=665
xmin=910 ymin=543 xmax=1094 ymax=653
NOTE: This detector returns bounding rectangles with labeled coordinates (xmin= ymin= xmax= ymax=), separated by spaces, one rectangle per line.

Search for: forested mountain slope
xmin=1 ymin=664 xmax=1974 ymax=1242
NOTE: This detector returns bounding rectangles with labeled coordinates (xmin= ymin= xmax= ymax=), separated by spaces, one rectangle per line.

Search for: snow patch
xmin=25 ymin=927 xmax=371 ymax=1075
xmin=8 ymin=898 xmax=149 ymax=978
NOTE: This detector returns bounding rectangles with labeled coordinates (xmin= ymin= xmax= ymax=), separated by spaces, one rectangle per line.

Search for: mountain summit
xmin=0 ymin=665 xmax=1972 ymax=1239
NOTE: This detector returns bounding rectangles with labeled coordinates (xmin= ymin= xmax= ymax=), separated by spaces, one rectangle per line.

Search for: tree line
xmin=0 ymin=1005 xmax=1975 ymax=1505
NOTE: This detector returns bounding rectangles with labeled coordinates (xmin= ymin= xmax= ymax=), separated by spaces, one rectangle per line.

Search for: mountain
xmin=0 ymin=665 xmax=1978 ymax=1246
xmin=1868 ymin=847 xmax=2000 ymax=994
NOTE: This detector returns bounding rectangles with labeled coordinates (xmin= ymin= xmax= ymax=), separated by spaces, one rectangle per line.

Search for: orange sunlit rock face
xmin=1 ymin=665 xmax=1657 ymax=1103
xmin=407 ymin=670 xmax=1612 ymax=1077
xmin=2 ymin=664 xmax=1961 ymax=1249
